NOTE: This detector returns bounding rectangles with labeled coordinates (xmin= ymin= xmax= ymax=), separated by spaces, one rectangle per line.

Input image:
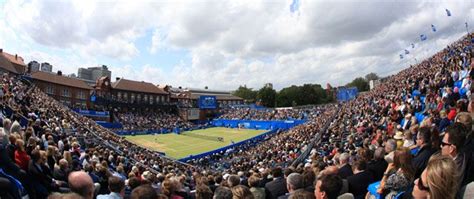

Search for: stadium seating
xmin=0 ymin=33 xmax=474 ymax=199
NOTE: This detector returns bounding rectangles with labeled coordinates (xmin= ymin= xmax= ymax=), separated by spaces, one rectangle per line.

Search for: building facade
xmin=40 ymin=62 xmax=53 ymax=72
xmin=170 ymin=87 xmax=244 ymax=108
xmin=28 ymin=61 xmax=41 ymax=73
xmin=31 ymin=71 xmax=93 ymax=108
xmin=78 ymin=65 xmax=112 ymax=82
xmin=0 ymin=49 xmax=27 ymax=75
xmin=93 ymin=77 xmax=170 ymax=109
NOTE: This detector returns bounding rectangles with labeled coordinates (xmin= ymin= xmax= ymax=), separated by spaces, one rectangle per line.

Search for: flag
xmin=431 ymin=24 xmax=437 ymax=32
xmin=420 ymin=34 xmax=427 ymax=41
xmin=405 ymin=49 xmax=410 ymax=54
xmin=400 ymin=54 xmax=404 ymax=59
xmin=411 ymin=43 xmax=415 ymax=48
xmin=290 ymin=0 xmax=300 ymax=13
xmin=446 ymin=9 xmax=451 ymax=16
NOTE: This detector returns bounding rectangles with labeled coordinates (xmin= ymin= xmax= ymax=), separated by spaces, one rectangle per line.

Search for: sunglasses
xmin=416 ymin=177 xmax=430 ymax=191
xmin=440 ymin=141 xmax=453 ymax=147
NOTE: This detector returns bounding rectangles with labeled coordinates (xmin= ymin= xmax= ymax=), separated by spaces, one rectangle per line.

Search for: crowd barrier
xmin=96 ymin=121 xmax=123 ymax=129
xmin=211 ymin=119 xmax=306 ymax=130
xmin=3 ymin=105 xmax=29 ymax=127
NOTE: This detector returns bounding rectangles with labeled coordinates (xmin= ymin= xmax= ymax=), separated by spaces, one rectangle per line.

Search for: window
xmin=131 ymin=93 xmax=135 ymax=102
xmin=137 ymin=94 xmax=141 ymax=101
xmin=156 ymin=96 xmax=161 ymax=103
xmin=77 ymin=90 xmax=86 ymax=100
xmin=144 ymin=95 xmax=148 ymax=102
xmin=62 ymin=89 xmax=70 ymax=97
xmin=46 ymin=86 xmax=54 ymax=94
xmin=117 ymin=92 xmax=122 ymax=100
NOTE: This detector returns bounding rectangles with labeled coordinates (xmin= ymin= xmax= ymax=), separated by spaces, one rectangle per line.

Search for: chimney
xmin=57 ymin=70 xmax=62 ymax=76
xmin=0 ymin=49 xmax=3 ymax=53
xmin=15 ymin=54 xmax=17 ymax=60
xmin=116 ymin=77 xmax=120 ymax=81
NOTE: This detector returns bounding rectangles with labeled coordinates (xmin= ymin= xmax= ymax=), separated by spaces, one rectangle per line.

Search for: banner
xmin=199 ymin=96 xmax=217 ymax=109
xmin=337 ymin=87 xmax=359 ymax=101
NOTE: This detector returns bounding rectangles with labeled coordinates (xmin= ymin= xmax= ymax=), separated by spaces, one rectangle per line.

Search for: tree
xmin=233 ymin=85 xmax=257 ymax=102
xmin=277 ymin=85 xmax=300 ymax=107
xmin=346 ymin=77 xmax=369 ymax=92
xmin=257 ymin=85 xmax=277 ymax=107
xmin=365 ymin=72 xmax=379 ymax=81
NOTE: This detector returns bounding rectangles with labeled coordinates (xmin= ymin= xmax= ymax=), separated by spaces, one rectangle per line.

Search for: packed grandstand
xmin=1 ymin=5 xmax=474 ymax=199
xmin=0 ymin=32 xmax=472 ymax=199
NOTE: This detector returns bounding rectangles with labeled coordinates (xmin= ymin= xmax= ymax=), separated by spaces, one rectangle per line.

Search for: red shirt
xmin=448 ymin=108 xmax=457 ymax=121
xmin=14 ymin=150 xmax=30 ymax=171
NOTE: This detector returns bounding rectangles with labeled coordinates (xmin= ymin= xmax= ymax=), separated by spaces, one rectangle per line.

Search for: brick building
xmin=31 ymin=71 xmax=93 ymax=108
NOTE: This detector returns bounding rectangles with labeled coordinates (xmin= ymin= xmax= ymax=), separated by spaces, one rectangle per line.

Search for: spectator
xmin=68 ymin=171 xmax=95 ymax=199
xmin=314 ymin=174 xmax=343 ymax=199
xmin=130 ymin=185 xmax=158 ymax=199
xmin=162 ymin=178 xmax=185 ymax=199
xmin=366 ymin=147 xmax=388 ymax=182
xmin=97 ymin=176 xmax=125 ymax=199
xmin=214 ymin=187 xmax=233 ymax=199
xmin=228 ymin=175 xmax=241 ymax=188
xmin=265 ymin=167 xmax=288 ymax=199
xmin=232 ymin=185 xmax=254 ymax=199
xmin=278 ymin=173 xmax=311 ymax=199
xmin=248 ymin=176 xmax=265 ymax=199
xmin=412 ymin=155 xmax=459 ymax=199
xmin=402 ymin=131 xmax=415 ymax=148
xmin=441 ymin=123 xmax=470 ymax=188
xmin=377 ymin=148 xmax=415 ymax=196
xmin=14 ymin=139 xmax=30 ymax=171
xmin=28 ymin=149 xmax=58 ymax=198
xmin=195 ymin=185 xmax=213 ymax=199
xmin=384 ymin=139 xmax=397 ymax=164
xmin=337 ymin=153 xmax=352 ymax=179
xmin=347 ymin=160 xmax=372 ymax=199
xmin=53 ymin=159 xmax=70 ymax=182
xmin=412 ymin=127 xmax=435 ymax=178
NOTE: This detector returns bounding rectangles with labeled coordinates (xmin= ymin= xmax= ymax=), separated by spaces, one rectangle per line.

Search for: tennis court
xmin=124 ymin=127 xmax=266 ymax=159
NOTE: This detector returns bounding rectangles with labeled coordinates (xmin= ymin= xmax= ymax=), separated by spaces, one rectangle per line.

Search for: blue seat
xmin=395 ymin=191 xmax=405 ymax=199
xmin=411 ymin=147 xmax=420 ymax=155
xmin=454 ymin=80 xmax=463 ymax=88
xmin=412 ymin=90 xmax=421 ymax=97
xmin=367 ymin=181 xmax=382 ymax=199
xmin=460 ymin=88 xmax=467 ymax=96
xmin=415 ymin=112 xmax=425 ymax=123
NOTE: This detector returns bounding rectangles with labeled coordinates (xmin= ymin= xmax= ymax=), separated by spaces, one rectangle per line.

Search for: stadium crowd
xmin=218 ymin=108 xmax=320 ymax=121
xmin=115 ymin=110 xmax=194 ymax=131
xmin=0 ymin=33 xmax=473 ymax=199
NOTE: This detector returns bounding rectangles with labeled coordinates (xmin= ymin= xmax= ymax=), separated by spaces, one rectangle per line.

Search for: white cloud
xmin=1 ymin=0 xmax=473 ymax=91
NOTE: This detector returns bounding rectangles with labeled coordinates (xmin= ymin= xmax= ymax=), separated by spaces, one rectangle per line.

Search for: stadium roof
xmin=31 ymin=71 xmax=93 ymax=90
xmin=111 ymin=78 xmax=168 ymax=94
xmin=0 ymin=49 xmax=26 ymax=74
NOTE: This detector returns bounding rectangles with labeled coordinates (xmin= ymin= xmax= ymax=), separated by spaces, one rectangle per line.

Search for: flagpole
xmin=466 ymin=22 xmax=469 ymax=34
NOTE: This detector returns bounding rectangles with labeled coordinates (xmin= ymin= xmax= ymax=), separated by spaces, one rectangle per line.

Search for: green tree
xmin=233 ymin=85 xmax=257 ymax=102
xmin=365 ymin=72 xmax=379 ymax=81
xmin=276 ymin=85 xmax=300 ymax=107
xmin=346 ymin=77 xmax=369 ymax=92
xmin=257 ymin=85 xmax=277 ymax=107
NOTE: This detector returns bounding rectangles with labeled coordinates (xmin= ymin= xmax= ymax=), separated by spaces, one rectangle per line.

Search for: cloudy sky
xmin=0 ymin=0 xmax=472 ymax=90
